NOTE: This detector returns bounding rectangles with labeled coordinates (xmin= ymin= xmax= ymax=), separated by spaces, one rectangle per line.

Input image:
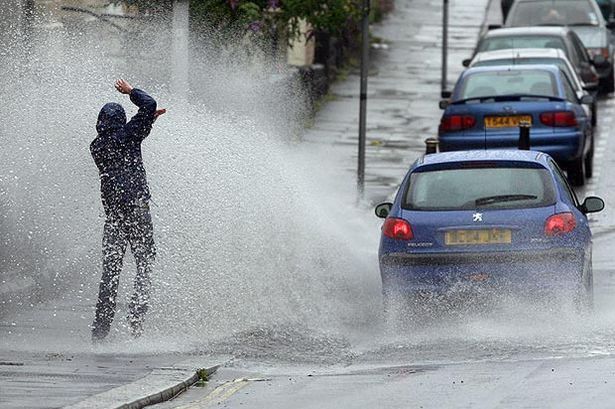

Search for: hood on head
xmin=96 ymin=102 xmax=126 ymax=134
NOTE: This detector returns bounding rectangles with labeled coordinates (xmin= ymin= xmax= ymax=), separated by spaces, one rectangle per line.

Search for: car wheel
xmin=585 ymin=135 xmax=595 ymax=179
xmin=604 ymin=68 xmax=615 ymax=94
xmin=575 ymin=277 xmax=594 ymax=315
xmin=567 ymin=157 xmax=586 ymax=187
xmin=383 ymin=290 xmax=427 ymax=330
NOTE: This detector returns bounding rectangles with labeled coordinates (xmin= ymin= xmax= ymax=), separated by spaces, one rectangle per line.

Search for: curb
xmin=65 ymin=356 xmax=231 ymax=409
xmin=117 ymin=365 xmax=218 ymax=409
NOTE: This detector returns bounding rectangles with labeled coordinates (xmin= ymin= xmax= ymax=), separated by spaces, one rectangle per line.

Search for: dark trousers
xmin=92 ymin=203 xmax=156 ymax=339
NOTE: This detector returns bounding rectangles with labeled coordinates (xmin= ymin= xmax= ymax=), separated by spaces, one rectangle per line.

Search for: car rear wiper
xmin=453 ymin=94 xmax=564 ymax=104
xmin=567 ymin=22 xmax=599 ymax=27
xmin=475 ymin=194 xmax=538 ymax=206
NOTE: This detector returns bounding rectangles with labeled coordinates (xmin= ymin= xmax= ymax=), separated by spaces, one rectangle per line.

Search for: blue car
xmin=438 ymin=65 xmax=595 ymax=186
xmin=375 ymin=150 xmax=604 ymax=317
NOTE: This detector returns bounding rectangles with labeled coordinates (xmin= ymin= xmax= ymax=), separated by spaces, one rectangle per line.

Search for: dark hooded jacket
xmin=90 ymin=89 xmax=157 ymax=211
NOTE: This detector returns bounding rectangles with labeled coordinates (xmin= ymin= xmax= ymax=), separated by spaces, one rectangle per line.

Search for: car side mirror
xmin=441 ymin=90 xmax=452 ymax=99
xmin=579 ymin=196 xmax=605 ymax=214
xmin=439 ymin=99 xmax=450 ymax=110
xmin=462 ymin=58 xmax=472 ymax=67
xmin=487 ymin=24 xmax=502 ymax=31
xmin=607 ymin=20 xmax=615 ymax=30
xmin=580 ymin=94 xmax=595 ymax=105
xmin=375 ymin=202 xmax=393 ymax=219
xmin=592 ymin=54 xmax=608 ymax=67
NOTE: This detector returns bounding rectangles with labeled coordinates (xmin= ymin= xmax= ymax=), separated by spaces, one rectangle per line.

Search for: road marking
xmin=174 ymin=378 xmax=255 ymax=408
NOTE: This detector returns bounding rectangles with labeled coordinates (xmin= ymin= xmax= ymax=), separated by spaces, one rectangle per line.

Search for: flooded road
xmin=2 ymin=0 xmax=615 ymax=407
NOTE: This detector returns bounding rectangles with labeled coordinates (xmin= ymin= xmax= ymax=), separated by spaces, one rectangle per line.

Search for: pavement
xmin=3 ymin=0 xmax=574 ymax=407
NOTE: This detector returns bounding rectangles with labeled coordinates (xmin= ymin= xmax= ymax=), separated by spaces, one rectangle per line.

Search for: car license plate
xmin=484 ymin=115 xmax=532 ymax=128
xmin=445 ymin=229 xmax=512 ymax=245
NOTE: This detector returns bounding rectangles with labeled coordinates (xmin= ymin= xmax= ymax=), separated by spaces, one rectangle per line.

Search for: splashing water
xmin=0 ymin=2 xmax=381 ymax=354
xmin=4 ymin=2 xmax=615 ymax=366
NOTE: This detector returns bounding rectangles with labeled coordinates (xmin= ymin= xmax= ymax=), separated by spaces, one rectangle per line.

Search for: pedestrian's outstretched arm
xmin=116 ymin=79 xmax=161 ymax=142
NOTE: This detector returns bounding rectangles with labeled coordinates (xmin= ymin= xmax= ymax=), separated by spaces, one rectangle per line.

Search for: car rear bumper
xmin=439 ymin=130 xmax=584 ymax=162
xmin=380 ymin=248 xmax=586 ymax=294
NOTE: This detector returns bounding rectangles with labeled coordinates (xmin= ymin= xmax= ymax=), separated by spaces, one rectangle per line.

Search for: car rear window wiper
xmin=475 ymin=194 xmax=538 ymax=206
xmin=567 ymin=22 xmax=599 ymax=27
xmin=453 ymin=94 xmax=564 ymax=104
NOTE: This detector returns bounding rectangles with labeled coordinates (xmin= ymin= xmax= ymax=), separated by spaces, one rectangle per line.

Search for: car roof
xmin=461 ymin=64 xmax=563 ymax=76
xmin=417 ymin=150 xmax=550 ymax=167
xmin=483 ymin=26 xmax=570 ymax=38
xmin=472 ymin=48 xmax=567 ymax=62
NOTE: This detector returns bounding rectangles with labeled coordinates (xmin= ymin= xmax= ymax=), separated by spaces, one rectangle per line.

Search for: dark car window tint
xmin=404 ymin=166 xmax=557 ymax=211
xmin=479 ymin=36 xmax=567 ymax=53
xmin=473 ymin=58 xmax=580 ymax=91
xmin=460 ymin=70 xmax=557 ymax=99
xmin=509 ymin=0 xmax=599 ymax=26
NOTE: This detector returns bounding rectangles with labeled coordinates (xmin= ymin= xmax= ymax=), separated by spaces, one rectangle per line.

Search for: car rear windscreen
xmin=404 ymin=164 xmax=557 ymax=210
xmin=474 ymin=57 xmax=575 ymax=84
xmin=459 ymin=69 xmax=557 ymax=99
xmin=479 ymin=36 xmax=566 ymax=53
xmin=508 ymin=0 xmax=598 ymax=27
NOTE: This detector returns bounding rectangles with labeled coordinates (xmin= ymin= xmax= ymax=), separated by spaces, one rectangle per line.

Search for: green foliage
xmin=195 ymin=368 xmax=209 ymax=387
xmin=190 ymin=0 xmax=363 ymax=42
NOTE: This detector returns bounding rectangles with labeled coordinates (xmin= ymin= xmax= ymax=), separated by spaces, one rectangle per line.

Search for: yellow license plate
xmin=445 ymin=229 xmax=512 ymax=245
xmin=484 ymin=115 xmax=532 ymax=128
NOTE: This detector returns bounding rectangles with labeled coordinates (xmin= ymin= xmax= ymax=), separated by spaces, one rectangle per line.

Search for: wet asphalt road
xmin=150 ymin=96 xmax=615 ymax=408
xmin=3 ymin=0 xmax=615 ymax=408
xmin=150 ymin=0 xmax=615 ymax=407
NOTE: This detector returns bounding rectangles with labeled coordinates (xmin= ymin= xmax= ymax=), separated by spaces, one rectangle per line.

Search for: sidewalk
xmin=0 ymin=1 xmax=495 ymax=407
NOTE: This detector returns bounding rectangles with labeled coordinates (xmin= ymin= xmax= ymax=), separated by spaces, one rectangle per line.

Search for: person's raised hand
xmin=115 ymin=79 xmax=133 ymax=94
xmin=154 ymin=108 xmax=167 ymax=121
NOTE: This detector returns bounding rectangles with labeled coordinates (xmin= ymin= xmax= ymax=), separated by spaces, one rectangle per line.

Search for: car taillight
xmin=545 ymin=212 xmax=577 ymax=236
xmin=540 ymin=111 xmax=577 ymax=127
xmin=439 ymin=115 xmax=476 ymax=132
xmin=382 ymin=218 xmax=414 ymax=240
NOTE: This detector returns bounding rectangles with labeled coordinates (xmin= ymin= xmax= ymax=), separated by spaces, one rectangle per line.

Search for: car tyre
xmin=574 ymin=282 xmax=594 ymax=315
xmin=383 ymin=290 xmax=427 ymax=330
xmin=567 ymin=157 xmax=585 ymax=187
xmin=604 ymin=68 xmax=615 ymax=94
xmin=585 ymin=136 xmax=594 ymax=179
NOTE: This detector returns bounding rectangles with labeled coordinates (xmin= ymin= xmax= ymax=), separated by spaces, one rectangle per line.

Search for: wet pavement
xmin=3 ymin=0 xmax=615 ymax=407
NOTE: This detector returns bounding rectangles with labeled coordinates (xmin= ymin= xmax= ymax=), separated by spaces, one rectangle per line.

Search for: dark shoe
xmin=91 ymin=325 xmax=110 ymax=342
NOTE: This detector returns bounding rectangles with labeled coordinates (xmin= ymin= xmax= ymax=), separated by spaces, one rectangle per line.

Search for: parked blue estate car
xmin=375 ymin=150 xmax=604 ymax=316
xmin=438 ymin=65 xmax=595 ymax=186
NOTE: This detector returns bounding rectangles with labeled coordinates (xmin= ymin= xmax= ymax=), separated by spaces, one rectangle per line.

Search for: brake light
xmin=540 ymin=111 xmax=577 ymax=127
xmin=545 ymin=212 xmax=577 ymax=236
xmin=382 ymin=218 xmax=414 ymax=240
xmin=439 ymin=115 xmax=476 ymax=132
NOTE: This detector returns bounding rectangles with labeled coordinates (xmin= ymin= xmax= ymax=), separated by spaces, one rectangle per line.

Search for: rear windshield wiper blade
xmin=475 ymin=194 xmax=538 ymax=206
xmin=453 ymin=94 xmax=564 ymax=104
xmin=567 ymin=22 xmax=599 ymax=27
